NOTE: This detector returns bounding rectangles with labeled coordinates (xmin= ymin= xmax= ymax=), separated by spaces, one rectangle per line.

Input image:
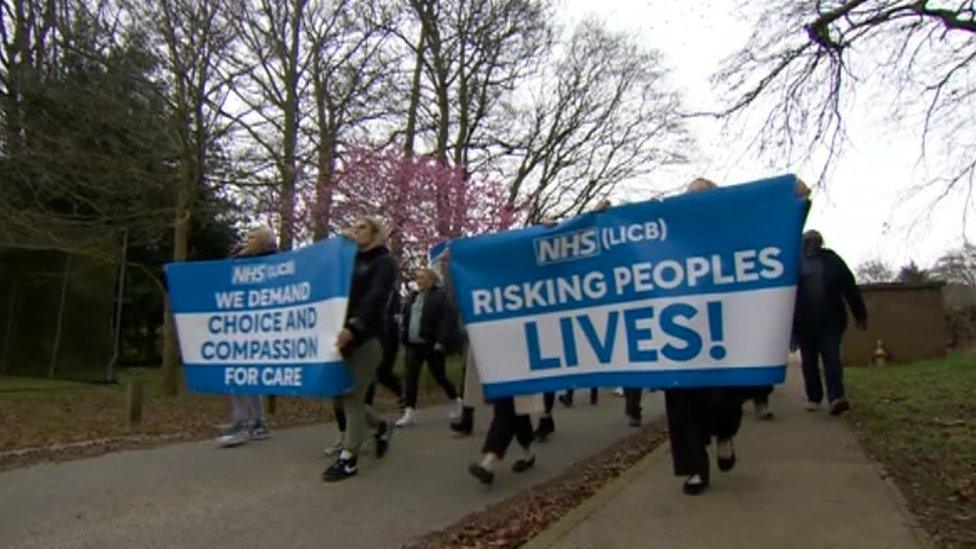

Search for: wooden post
xmin=127 ymin=379 xmax=145 ymax=429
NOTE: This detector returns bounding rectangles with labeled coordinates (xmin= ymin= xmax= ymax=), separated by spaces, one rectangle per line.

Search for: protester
xmin=215 ymin=227 xmax=277 ymax=449
xmin=793 ymin=229 xmax=867 ymax=416
xmin=663 ymin=177 xmax=810 ymax=495
xmin=323 ymin=217 xmax=397 ymax=482
xmin=395 ymin=267 xmax=463 ymax=427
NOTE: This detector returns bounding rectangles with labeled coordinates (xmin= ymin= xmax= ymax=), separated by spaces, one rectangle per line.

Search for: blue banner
xmin=449 ymin=175 xmax=808 ymax=398
xmin=165 ymin=237 xmax=357 ymax=397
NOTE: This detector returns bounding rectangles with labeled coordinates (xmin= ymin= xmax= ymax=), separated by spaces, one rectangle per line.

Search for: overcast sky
xmin=561 ymin=0 xmax=973 ymax=271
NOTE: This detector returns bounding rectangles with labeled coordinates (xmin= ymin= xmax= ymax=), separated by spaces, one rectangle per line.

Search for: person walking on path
xmin=395 ymin=267 xmax=463 ymax=427
xmin=215 ymin=227 xmax=277 ymax=448
xmin=468 ymin=394 xmax=540 ymax=485
xmin=664 ymin=177 xmax=811 ymax=495
xmin=793 ymin=229 xmax=867 ymax=416
xmin=323 ymin=217 xmax=397 ymax=482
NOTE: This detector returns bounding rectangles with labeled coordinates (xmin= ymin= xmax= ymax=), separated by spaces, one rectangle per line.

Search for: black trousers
xmin=665 ymin=388 xmax=744 ymax=477
xmin=482 ymin=397 xmax=534 ymax=458
xmin=403 ymin=342 xmax=458 ymax=408
xmin=623 ymin=387 xmax=642 ymax=418
xmin=543 ymin=391 xmax=555 ymax=414
xmin=563 ymin=387 xmax=599 ymax=404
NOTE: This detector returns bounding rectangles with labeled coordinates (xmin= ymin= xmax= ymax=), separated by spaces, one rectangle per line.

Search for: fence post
xmin=126 ymin=378 xmax=145 ymax=429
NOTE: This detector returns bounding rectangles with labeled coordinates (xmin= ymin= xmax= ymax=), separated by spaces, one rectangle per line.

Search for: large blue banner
xmin=449 ymin=175 xmax=808 ymax=398
xmin=165 ymin=237 xmax=357 ymax=397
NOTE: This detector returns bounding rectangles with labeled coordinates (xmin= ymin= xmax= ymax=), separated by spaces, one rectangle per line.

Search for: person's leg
xmin=665 ymin=389 xmax=710 ymax=493
xmin=559 ymin=389 xmax=574 ymax=406
xmin=624 ymin=387 xmax=642 ymax=426
xmin=376 ymin=333 xmax=404 ymax=401
xmin=336 ymin=339 xmax=382 ymax=456
xmin=511 ymin=413 xmax=536 ymax=472
xmin=246 ymin=395 xmax=270 ymax=438
xmin=325 ymin=401 xmax=345 ymax=456
xmin=397 ymin=344 xmax=423 ymax=426
xmin=798 ymin=334 xmax=824 ymax=406
xmin=535 ymin=392 xmax=556 ymax=441
xmin=820 ymin=331 xmax=848 ymax=414
xmin=427 ymin=347 xmax=461 ymax=417
xmin=589 ymin=387 xmax=599 ymax=405
xmin=470 ymin=398 xmax=517 ymax=484
xmin=216 ymin=395 xmax=251 ymax=447
xmin=749 ymin=386 xmax=774 ymax=419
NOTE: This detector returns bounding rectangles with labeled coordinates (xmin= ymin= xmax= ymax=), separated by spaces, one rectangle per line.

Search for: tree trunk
xmin=160 ymin=190 xmax=190 ymax=396
xmin=403 ymin=26 xmax=426 ymax=157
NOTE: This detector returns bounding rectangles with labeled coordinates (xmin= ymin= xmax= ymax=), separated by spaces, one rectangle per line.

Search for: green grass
xmin=846 ymin=353 xmax=976 ymax=547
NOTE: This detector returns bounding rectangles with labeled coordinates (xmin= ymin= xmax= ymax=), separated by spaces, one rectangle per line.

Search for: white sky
xmin=561 ymin=0 xmax=974 ymax=271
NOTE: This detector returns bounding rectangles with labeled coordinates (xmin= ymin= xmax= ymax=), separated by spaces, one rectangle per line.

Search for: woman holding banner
xmin=323 ymin=216 xmax=397 ymax=482
xmin=665 ymin=177 xmax=810 ymax=495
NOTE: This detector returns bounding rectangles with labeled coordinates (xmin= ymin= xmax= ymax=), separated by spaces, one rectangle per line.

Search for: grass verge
xmin=846 ymin=353 xmax=976 ymax=548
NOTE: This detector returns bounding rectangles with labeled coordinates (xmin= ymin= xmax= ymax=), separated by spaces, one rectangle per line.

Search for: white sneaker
xmin=395 ymin=407 xmax=416 ymax=427
xmin=804 ymin=401 xmax=821 ymax=412
xmin=216 ymin=429 xmax=250 ymax=448
xmin=448 ymin=398 xmax=464 ymax=420
xmin=613 ymin=387 xmax=625 ymax=397
xmin=323 ymin=438 xmax=344 ymax=456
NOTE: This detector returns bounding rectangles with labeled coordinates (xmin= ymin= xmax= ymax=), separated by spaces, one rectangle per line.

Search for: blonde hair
xmin=414 ymin=266 xmax=442 ymax=285
xmin=356 ymin=216 xmax=389 ymax=249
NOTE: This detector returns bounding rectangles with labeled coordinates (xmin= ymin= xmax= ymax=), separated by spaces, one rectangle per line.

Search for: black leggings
xmin=482 ymin=398 xmax=534 ymax=459
xmin=403 ymin=343 xmax=458 ymax=408
xmin=365 ymin=332 xmax=403 ymax=406
xmin=665 ymin=388 xmax=744 ymax=477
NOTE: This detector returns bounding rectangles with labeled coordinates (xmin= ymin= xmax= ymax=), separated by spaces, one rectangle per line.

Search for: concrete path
xmin=0 ymin=392 xmax=652 ymax=548
xmin=527 ymin=365 xmax=930 ymax=549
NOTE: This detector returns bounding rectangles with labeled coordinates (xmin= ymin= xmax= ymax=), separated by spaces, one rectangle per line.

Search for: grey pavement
xmin=528 ymin=364 xmax=930 ymax=549
xmin=0 ymin=391 xmax=656 ymax=548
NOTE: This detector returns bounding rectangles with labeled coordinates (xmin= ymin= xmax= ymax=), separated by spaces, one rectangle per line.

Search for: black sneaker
xmin=450 ymin=407 xmax=474 ymax=436
xmin=512 ymin=456 xmax=536 ymax=473
xmin=468 ymin=463 xmax=494 ymax=485
xmin=374 ymin=421 xmax=391 ymax=458
xmin=558 ymin=393 xmax=573 ymax=407
xmin=828 ymin=398 xmax=851 ymax=416
xmin=534 ymin=415 xmax=555 ymax=442
xmin=323 ymin=456 xmax=358 ymax=482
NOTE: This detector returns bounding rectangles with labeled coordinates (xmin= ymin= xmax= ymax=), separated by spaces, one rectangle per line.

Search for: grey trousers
xmin=336 ymin=338 xmax=382 ymax=455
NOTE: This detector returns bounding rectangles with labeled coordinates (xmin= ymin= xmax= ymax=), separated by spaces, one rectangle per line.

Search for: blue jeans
xmin=230 ymin=394 xmax=265 ymax=429
xmin=798 ymin=331 xmax=845 ymax=404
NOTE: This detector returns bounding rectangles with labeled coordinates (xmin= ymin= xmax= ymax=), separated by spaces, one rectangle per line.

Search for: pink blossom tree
xmin=317 ymin=147 xmax=519 ymax=268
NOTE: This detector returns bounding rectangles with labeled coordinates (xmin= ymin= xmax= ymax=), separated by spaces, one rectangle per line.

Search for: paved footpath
xmin=0 ymin=393 xmax=653 ymax=548
xmin=526 ymin=364 xmax=931 ymax=549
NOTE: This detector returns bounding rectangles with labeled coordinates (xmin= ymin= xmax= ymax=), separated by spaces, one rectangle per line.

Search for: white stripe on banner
xmin=465 ymin=287 xmax=795 ymax=385
xmin=175 ymin=297 xmax=347 ymax=365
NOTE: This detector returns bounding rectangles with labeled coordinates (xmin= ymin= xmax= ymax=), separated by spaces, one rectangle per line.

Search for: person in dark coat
xmin=395 ymin=267 xmax=463 ymax=427
xmin=665 ymin=177 xmax=811 ymax=495
xmin=793 ymin=229 xmax=867 ymax=416
xmin=323 ymin=216 xmax=397 ymax=482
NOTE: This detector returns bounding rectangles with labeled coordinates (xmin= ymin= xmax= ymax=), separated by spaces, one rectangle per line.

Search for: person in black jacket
xmin=793 ymin=229 xmax=867 ymax=416
xmin=395 ymin=267 xmax=462 ymax=427
xmin=323 ymin=216 xmax=397 ymax=482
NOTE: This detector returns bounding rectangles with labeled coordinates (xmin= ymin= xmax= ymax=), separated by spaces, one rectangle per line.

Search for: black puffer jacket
xmin=345 ymin=246 xmax=397 ymax=346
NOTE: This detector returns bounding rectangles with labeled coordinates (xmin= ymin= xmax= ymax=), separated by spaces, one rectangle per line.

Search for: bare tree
xmin=304 ymin=0 xmax=396 ymax=239
xmin=715 ymin=1 xmax=976 ymax=206
xmin=932 ymin=244 xmax=976 ymax=286
xmin=127 ymin=0 xmax=236 ymax=395
xmin=856 ymin=259 xmax=894 ymax=283
xmin=496 ymin=20 xmax=693 ymax=222
xmin=225 ymin=0 xmax=310 ymax=251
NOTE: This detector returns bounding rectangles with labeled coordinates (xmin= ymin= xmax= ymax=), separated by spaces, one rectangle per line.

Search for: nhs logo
xmin=533 ymin=228 xmax=600 ymax=265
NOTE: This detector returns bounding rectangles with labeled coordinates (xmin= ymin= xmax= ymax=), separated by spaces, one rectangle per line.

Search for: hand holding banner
xmin=448 ymin=175 xmax=808 ymax=398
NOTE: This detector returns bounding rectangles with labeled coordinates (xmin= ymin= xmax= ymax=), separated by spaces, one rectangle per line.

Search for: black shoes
xmin=450 ymin=407 xmax=474 ymax=436
xmin=534 ymin=415 xmax=555 ymax=442
xmin=558 ymin=393 xmax=574 ymax=407
xmin=323 ymin=456 xmax=358 ymax=482
xmin=374 ymin=421 xmax=391 ymax=458
xmin=468 ymin=463 xmax=494 ymax=485
xmin=828 ymin=398 xmax=850 ymax=416
xmin=512 ymin=456 xmax=536 ymax=473
xmin=683 ymin=474 xmax=709 ymax=495
xmin=716 ymin=439 xmax=736 ymax=472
